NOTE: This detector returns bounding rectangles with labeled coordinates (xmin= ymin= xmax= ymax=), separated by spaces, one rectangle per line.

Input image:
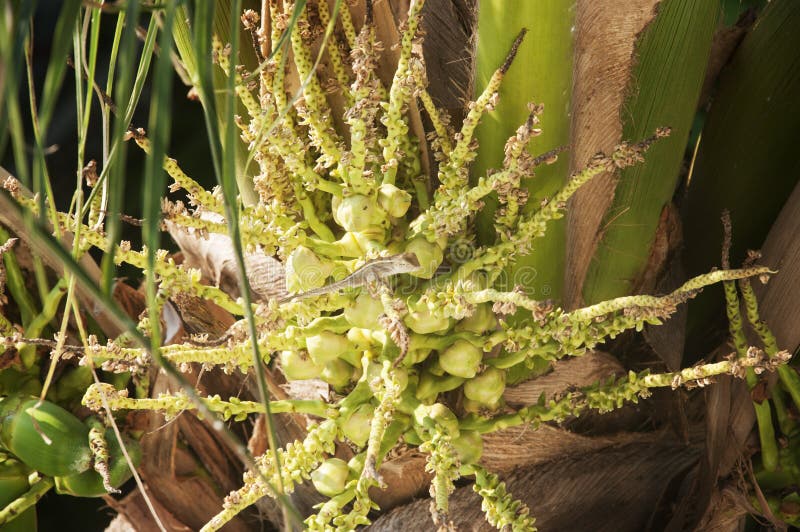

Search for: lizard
xmin=277 ymin=252 xmax=420 ymax=304
xmin=187 ymin=252 xmax=421 ymax=346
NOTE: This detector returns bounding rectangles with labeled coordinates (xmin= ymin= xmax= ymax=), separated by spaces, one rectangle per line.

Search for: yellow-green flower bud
xmin=285 ymin=245 xmax=334 ymax=292
xmin=279 ymin=350 xmax=322 ymax=381
xmin=462 ymin=396 xmax=502 ymax=414
xmin=403 ymin=428 xmax=423 ymax=446
xmin=397 ymin=385 xmax=421 ymax=415
xmin=455 ymin=303 xmax=497 ymax=334
xmin=335 ymin=194 xmax=387 ymax=232
xmin=403 ymin=348 xmax=432 ymax=365
xmin=341 ymin=403 xmax=374 ymax=447
xmin=357 ymin=225 xmax=387 ymax=242
xmin=378 ymin=183 xmax=412 ymax=218
xmin=362 ymin=361 xmax=410 ymax=392
xmin=370 ymin=329 xmax=388 ymax=346
xmin=414 ymin=403 xmax=460 ymax=437
xmin=311 ymin=458 xmax=350 ymax=497
xmin=346 ymin=327 xmax=377 ymax=350
xmin=344 ymin=292 xmax=384 ymax=329
xmin=439 ymin=340 xmax=482 ymax=378
xmin=306 ymin=331 xmax=355 ymax=365
xmin=363 ymin=362 xmax=384 ymax=388
xmin=463 ymin=367 xmax=506 ymax=405
xmin=337 ymin=231 xmax=374 ymax=257
xmin=386 ymin=238 xmax=405 ymax=256
xmin=321 ymin=359 xmax=355 ymax=388
xmin=404 ymin=298 xmax=451 ymax=334
xmin=331 ymin=195 xmax=343 ymax=226
xmin=404 ymin=238 xmax=443 ymax=279
xmin=427 ymin=356 xmax=446 ymax=377
xmin=394 ymin=367 xmax=410 ymax=393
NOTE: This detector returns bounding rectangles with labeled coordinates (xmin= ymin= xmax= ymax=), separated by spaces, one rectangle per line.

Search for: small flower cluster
xmin=203 ymin=419 xmax=338 ymax=532
xmin=470 ymin=465 xmax=536 ymax=531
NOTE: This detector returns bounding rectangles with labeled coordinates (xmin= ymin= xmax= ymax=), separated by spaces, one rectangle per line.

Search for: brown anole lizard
xmin=188 ymin=253 xmax=420 ymax=346
xmin=277 ymin=252 xmax=420 ymax=303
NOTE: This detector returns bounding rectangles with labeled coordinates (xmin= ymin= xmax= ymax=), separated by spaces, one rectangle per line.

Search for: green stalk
xmin=28 ymin=0 xmax=81 ymax=224
xmin=0 ymin=476 xmax=52 ymax=528
xmin=22 ymin=2 xmax=82 ymax=305
xmin=187 ymin=3 xmax=302 ymax=526
xmin=0 ymin=459 xmax=37 ymax=531
xmin=0 ymin=227 xmax=37 ymax=327
xmin=472 ymin=1 xmax=574 ymax=304
xmin=99 ymin=2 xmax=147 ymax=296
xmin=172 ymin=1 xmax=261 ymax=205
xmin=143 ymin=0 xmax=176 ymax=371
xmin=0 ymin=2 xmax=35 ymax=186
xmin=683 ymin=0 xmax=800 ymax=352
xmin=581 ymin=0 xmax=719 ymax=304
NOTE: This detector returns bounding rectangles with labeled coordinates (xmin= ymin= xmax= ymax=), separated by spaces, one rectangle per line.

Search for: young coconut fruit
xmin=311 ymin=458 xmax=350 ymax=497
xmin=306 ymin=331 xmax=356 ymax=365
xmin=377 ymin=183 xmax=412 ymax=218
xmin=404 ymin=237 xmax=443 ymax=279
xmin=0 ymin=396 xmax=92 ymax=478
xmin=463 ymin=367 xmax=506 ymax=406
xmin=278 ymin=350 xmax=322 ymax=381
xmin=0 ymin=456 xmax=36 ymax=530
xmin=54 ymin=429 xmax=140 ymax=497
xmin=285 ymin=245 xmax=334 ymax=293
xmin=438 ymin=340 xmax=483 ymax=379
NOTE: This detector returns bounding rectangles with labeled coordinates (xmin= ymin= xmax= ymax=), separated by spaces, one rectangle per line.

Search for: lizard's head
xmin=397 ymin=252 xmax=422 ymax=273
xmin=397 ymin=252 xmax=420 ymax=273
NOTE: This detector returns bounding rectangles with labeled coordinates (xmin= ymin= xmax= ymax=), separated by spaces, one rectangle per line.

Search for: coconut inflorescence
xmin=0 ymin=1 xmax=788 ymax=530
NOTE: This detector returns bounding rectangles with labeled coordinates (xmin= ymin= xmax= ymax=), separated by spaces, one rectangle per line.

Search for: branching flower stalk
xmin=720 ymin=211 xmax=780 ymax=472
xmin=1 ymin=2 xmax=794 ymax=531
xmin=82 ymin=382 xmax=335 ymax=421
xmin=201 ymin=419 xmax=338 ymax=532
xmin=460 ymin=347 xmax=792 ymax=434
xmin=0 ymin=237 xmax=18 ymax=335
xmin=467 ymin=464 xmax=537 ymax=531
xmin=381 ymin=0 xmax=425 ymax=185
xmin=420 ymin=428 xmax=459 ymax=518
xmin=2 ymin=176 xmax=243 ymax=315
